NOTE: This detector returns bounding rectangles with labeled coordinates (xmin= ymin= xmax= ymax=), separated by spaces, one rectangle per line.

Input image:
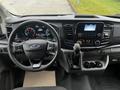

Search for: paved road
xmin=0 ymin=0 xmax=74 ymax=15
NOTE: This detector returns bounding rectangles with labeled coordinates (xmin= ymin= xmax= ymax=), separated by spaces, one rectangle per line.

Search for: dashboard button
xmin=97 ymin=33 xmax=102 ymax=37
xmin=95 ymin=40 xmax=101 ymax=46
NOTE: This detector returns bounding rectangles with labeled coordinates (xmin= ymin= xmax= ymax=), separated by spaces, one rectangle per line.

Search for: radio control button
xmin=97 ymin=33 xmax=102 ymax=37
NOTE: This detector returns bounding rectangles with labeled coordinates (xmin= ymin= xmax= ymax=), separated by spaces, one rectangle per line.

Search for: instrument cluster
xmin=14 ymin=23 xmax=54 ymax=42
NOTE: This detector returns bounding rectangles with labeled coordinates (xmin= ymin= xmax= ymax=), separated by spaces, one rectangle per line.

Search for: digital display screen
xmin=84 ymin=24 xmax=96 ymax=31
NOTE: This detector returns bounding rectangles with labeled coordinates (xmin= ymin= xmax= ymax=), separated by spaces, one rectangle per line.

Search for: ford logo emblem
xmin=30 ymin=44 xmax=41 ymax=49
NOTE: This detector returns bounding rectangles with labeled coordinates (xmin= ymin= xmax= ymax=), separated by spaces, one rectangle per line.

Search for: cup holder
xmin=83 ymin=61 xmax=103 ymax=69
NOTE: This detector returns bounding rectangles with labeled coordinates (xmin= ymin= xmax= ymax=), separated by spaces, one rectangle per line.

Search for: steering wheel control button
xmin=13 ymin=43 xmax=23 ymax=53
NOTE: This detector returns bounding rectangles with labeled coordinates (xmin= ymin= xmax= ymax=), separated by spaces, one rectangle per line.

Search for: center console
xmin=61 ymin=22 xmax=110 ymax=73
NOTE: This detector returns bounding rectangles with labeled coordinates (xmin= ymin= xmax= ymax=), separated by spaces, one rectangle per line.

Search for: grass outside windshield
xmin=0 ymin=0 xmax=74 ymax=16
xmin=70 ymin=0 xmax=120 ymax=15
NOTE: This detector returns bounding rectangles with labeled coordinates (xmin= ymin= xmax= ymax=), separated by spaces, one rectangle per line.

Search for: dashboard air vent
xmin=63 ymin=24 xmax=74 ymax=49
xmin=75 ymin=15 xmax=97 ymax=18
xmin=101 ymin=23 xmax=113 ymax=45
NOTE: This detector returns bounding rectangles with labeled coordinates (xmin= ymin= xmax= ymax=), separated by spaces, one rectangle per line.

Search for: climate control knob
xmin=95 ymin=40 xmax=101 ymax=46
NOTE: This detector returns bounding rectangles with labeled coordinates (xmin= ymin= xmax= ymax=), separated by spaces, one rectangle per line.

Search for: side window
xmin=0 ymin=16 xmax=2 ymax=23
xmin=0 ymin=16 xmax=6 ymax=39
xmin=0 ymin=16 xmax=2 ymax=34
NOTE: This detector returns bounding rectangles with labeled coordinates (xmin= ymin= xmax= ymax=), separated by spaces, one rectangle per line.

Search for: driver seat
xmin=13 ymin=86 xmax=67 ymax=90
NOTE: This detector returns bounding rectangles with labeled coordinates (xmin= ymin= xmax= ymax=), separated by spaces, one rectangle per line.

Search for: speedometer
xmin=25 ymin=27 xmax=36 ymax=38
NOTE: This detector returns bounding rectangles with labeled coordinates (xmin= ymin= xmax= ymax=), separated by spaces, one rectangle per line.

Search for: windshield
xmin=0 ymin=0 xmax=120 ymax=16
xmin=0 ymin=0 xmax=74 ymax=16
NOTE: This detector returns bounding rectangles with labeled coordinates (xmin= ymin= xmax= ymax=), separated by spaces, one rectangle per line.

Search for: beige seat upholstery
xmin=13 ymin=86 xmax=67 ymax=90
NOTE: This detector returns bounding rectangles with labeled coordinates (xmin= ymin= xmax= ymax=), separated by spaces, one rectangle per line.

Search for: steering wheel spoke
xmin=12 ymin=42 xmax=24 ymax=53
xmin=48 ymin=52 xmax=56 ymax=56
xmin=47 ymin=41 xmax=57 ymax=51
xmin=32 ymin=61 xmax=42 ymax=69
xmin=47 ymin=41 xmax=57 ymax=57
xmin=28 ymin=58 xmax=43 ymax=69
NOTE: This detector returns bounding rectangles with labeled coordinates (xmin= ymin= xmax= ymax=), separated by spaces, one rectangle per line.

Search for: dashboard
xmin=6 ymin=17 xmax=114 ymax=50
xmin=1 ymin=15 xmax=120 ymax=72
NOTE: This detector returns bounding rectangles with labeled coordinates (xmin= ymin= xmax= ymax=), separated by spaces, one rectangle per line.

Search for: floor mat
xmin=23 ymin=71 xmax=56 ymax=87
xmin=56 ymin=65 xmax=120 ymax=90
xmin=88 ymin=66 xmax=120 ymax=90
xmin=89 ymin=75 xmax=120 ymax=90
xmin=57 ymin=74 xmax=92 ymax=90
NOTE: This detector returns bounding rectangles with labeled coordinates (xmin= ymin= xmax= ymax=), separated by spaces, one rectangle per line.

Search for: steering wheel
xmin=8 ymin=20 xmax=60 ymax=71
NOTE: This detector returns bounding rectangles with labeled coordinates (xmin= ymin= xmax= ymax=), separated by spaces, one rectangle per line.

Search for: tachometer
xmin=25 ymin=27 xmax=36 ymax=38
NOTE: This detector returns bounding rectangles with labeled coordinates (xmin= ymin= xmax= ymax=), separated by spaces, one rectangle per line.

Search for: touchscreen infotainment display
xmin=76 ymin=22 xmax=104 ymax=39
xmin=84 ymin=24 xmax=96 ymax=31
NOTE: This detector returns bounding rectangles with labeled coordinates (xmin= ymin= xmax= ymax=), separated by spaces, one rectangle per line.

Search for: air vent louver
xmin=101 ymin=23 xmax=113 ymax=45
xmin=63 ymin=24 xmax=74 ymax=49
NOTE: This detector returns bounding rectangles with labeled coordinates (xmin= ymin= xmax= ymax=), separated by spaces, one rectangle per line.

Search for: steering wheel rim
xmin=8 ymin=20 xmax=60 ymax=71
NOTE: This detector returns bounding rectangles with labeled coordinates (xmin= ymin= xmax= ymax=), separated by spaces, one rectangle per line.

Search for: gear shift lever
xmin=73 ymin=41 xmax=83 ymax=69
xmin=73 ymin=41 xmax=81 ymax=54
